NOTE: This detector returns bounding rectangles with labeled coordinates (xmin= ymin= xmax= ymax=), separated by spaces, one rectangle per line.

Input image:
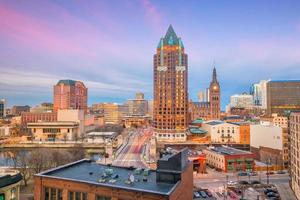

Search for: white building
xmin=57 ymin=109 xmax=85 ymax=136
xmin=250 ymin=123 xmax=283 ymax=150
xmin=198 ymin=88 xmax=209 ymax=102
xmin=202 ymin=120 xmax=240 ymax=143
xmin=250 ymin=122 xmax=288 ymax=166
xmin=230 ymin=93 xmax=254 ymax=109
xmin=0 ymin=126 xmax=11 ymax=137
xmin=250 ymin=80 xmax=269 ymax=109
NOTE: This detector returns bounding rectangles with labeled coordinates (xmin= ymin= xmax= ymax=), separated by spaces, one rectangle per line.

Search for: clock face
xmin=213 ymin=86 xmax=218 ymax=90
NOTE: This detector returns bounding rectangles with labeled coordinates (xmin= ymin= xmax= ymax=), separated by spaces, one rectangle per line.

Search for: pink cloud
xmin=141 ymin=0 xmax=163 ymax=32
xmin=0 ymin=4 xmax=98 ymax=57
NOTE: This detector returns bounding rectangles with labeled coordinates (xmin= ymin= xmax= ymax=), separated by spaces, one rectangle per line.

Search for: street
xmin=112 ymin=128 xmax=153 ymax=168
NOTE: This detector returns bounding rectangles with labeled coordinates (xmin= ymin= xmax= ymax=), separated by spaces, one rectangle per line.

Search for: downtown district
xmin=1 ymin=26 xmax=300 ymax=200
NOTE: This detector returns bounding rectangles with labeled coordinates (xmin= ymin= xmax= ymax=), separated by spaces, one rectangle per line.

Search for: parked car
xmin=205 ymin=190 xmax=213 ymax=197
xmin=266 ymin=192 xmax=279 ymax=198
xmin=199 ymin=191 xmax=208 ymax=198
xmin=239 ymin=180 xmax=249 ymax=185
xmin=251 ymin=180 xmax=261 ymax=185
xmin=266 ymin=171 xmax=275 ymax=175
xmin=250 ymin=172 xmax=258 ymax=176
xmin=277 ymin=170 xmax=286 ymax=174
xmin=264 ymin=188 xmax=278 ymax=194
xmin=193 ymin=191 xmax=200 ymax=198
xmin=228 ymin=181 xmax=237 ymax=186
xmin=238 ymin=172 xmax=248 ymax=176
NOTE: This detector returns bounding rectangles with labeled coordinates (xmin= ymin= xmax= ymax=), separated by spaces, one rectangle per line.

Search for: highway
xmin=112 ymin=128 xmax=152 ymax=168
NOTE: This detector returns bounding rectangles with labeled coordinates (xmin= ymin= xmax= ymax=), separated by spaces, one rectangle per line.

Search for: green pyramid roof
xmin=157 ymin=25 xmax=184 ymax=48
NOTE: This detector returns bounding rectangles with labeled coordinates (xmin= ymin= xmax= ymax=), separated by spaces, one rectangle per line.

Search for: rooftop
xmin=86 ymin=132 xmax=117 ymax=137
xmin=205 ymin=120 xmax=224 ymax=126
xmin=36 ymin=159 xmax=179 ymax=196
xmin=189 ymin=128 xmax=207 ymax=134
xmin=208 ymin=146 xmax=253 ymax=156
xmin=57 ymin=79 xmax=76 ymax=85
xmin=269 ymin=80 xmax=300 ymax=83
xmin=0 ymin=170 xmax=22 ymax=188
xmin=191 ymin=118 xmax=204 ymax=124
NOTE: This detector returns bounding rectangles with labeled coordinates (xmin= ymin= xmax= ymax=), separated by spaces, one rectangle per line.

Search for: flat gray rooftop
xmin=37 ymin=159 xmax=178 ymax=196
xmin=210 ymin=146 xmax=253 ymax=156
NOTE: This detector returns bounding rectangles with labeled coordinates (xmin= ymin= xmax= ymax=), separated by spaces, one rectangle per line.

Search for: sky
xmin=0 ymin=0 xmax=300 ymax=110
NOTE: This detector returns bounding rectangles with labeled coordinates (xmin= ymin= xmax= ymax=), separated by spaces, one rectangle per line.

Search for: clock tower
xmin=209 ymin=67 xmax=220 ymax=119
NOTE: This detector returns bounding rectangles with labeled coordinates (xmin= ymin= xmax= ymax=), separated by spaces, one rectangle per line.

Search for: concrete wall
xmin=250 ymin=124 xmax=283 ymax=150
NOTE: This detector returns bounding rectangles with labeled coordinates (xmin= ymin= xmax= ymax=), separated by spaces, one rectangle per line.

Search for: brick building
xmin=204 ymin=146 xmax=255 ymax=173
xmin=189 ymin=67 xmax=221 ymax=121
xmin=34 ymin=148 xmax=193 ymax=200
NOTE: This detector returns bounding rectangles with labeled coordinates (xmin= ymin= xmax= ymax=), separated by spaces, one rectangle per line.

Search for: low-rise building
xmin=21 ymin=112 xmax=57 ymax=126
xmin=203 ymin=146 xmax=255 ymax=172
xmin=0 ymin=169 xmax=22 ymax=200
xmin=27 ymin=121 xmax=79 ymax=141
xmin=202 ymin=121 xmax=240 ymax=144
xmin=86 ymin=132 xmax=118 ymax=144
xmin=34 ymin=148 xmax=193 ymax=200
xmin=11 ymin=105 xmax=30 ymax=116
xmin=0 ymin=125 xmax=11 ymax=137
xmin=250 ymin=122 xmax=288 ymax=168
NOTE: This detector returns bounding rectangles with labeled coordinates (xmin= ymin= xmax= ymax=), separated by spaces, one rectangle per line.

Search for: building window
xmin=69 ymin=191 xmax=87 ymax=200
xmin=96 ymin=196 xmax=111 ymax=200
xmin=44 ymin=187 xmax=62 ymax=200
xmin=11 ymin=187 xmax=17 ymax=200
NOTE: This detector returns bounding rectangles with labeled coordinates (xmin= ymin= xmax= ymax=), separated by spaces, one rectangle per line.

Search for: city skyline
xmin=1 ymin=1 xmax=300 ymax=109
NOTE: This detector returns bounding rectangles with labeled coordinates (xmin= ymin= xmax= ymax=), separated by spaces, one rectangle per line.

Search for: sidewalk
xmin=275 ymin=183 xmax=297 ymax=200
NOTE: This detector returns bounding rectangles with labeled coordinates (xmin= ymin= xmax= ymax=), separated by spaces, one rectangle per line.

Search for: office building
xmin=250 ymin=80 xmax=269 ymax=109
xmin=203 ymin=146 xmax=255 ymax=172
xmin=127 ymin=93 xmax=148 ymax=116
xmin=30 ymin=103 xmax=53 ymax=113
xmin=266 ymin=80 xmax=300 ymax=115
xmin=153 ymin=25 xmax=188 ymax=141
xmin=27 ymin=121 xmax=79 ymax=141
xmin=290 ymin=112 xmax=300 ymax=199
xmin=53 ymin=80 xmax=88 ymax=112
xmin=0 ymin=99 xmax=6 ymax=118
xmin=21 ymin=112 xmax=57 ymax=126
xmin=11 ymin=105 xmax=30 ymax=116
xmin=34 ymin=148 xmax=193 ymax=200
xmin=198 ymin=89 xmax=209 ymax=102
xmin=229 ymin=93 xmax=254 ymax=109
xmin=103 ymin=103 xmax=128 ymax=124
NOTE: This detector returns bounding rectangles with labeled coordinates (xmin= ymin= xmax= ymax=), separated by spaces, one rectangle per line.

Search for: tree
xmin=9 ymin=150 xmax=31 ymax=186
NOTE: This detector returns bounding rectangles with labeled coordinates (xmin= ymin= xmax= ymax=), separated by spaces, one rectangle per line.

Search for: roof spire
xmin=212 ymin=65 xmax=217 ymax=82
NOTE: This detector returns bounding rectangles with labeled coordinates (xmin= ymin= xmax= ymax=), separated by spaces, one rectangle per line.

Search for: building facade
xmin=53 ymin=80 xmax=88 ymax=112
xmin=202 ymin=121 xmax=240 ymax=144
xmin=21 ymin=112 xmax=57 ymax=126
xmin=189 ymin=68 xmax=221 ymax=121
xmin=0 ymin=99 xmax=6 ymax=118
xmin=11 ymin=105 xmax=30 ymax=116
xmin=126 ymin=93 xmax=148 ymax=116
xmin=153 ymin=25 xmax=188 ymax=142
xmin=204 ymin=146 xmax=255 ymax=173
xmin=250 ymin=123 xmax=288 ymax=168
xmin=290 ymin=112 xmax=300 ymax=200
xmin=229 ymin=93 xmax=254 ymax=109
xmin=266 ymin=80 xmax=300 ymax=115
xmin=34 ymin=149 xmax=193 ymax=200
xmin=250 ymin=80 xmax=269 ymax=109
xmin=103 ymin=103 xmax=128 ymax=124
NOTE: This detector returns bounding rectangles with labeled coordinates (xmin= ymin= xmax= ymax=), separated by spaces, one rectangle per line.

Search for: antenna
xmin=129 ymin=174 xmax=135 ymax=183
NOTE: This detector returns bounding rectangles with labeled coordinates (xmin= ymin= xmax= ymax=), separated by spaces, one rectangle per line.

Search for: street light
xmin=266 ymin=157 xmax=271 ymax=185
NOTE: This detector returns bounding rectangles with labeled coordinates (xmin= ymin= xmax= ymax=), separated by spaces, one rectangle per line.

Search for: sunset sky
xmin=1 ymin=0 xmax=300 ymax=109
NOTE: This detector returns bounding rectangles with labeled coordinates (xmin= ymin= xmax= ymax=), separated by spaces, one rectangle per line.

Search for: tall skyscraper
xmin=266 ymin=80 xmax=300 ymax=115
xmin=153 ymin=25 xmax=188 ymax=142
xmin=209 ymin=67 xmax=220 ymax=119
xmin=0 ymin=99 xmax=6 ymax=118
xmin=53 ymin=80 xmax=88 ymax=112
